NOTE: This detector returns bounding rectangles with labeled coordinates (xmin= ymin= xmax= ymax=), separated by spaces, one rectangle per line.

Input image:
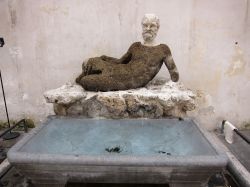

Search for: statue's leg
xmin=79 ymin=74 xmax=125 ymax=91
xmin=76 ymin=58 xmax=109 ymax=84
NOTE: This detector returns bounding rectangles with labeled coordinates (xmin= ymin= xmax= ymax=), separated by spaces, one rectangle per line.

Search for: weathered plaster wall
xmin=0 ymin=0 xmax=249 ymax=129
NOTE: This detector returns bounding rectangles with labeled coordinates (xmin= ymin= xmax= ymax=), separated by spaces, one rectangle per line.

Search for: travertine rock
xmin=44 ymin=83 xmax=86 ymax=105
xmin=44 ymin=80 xmax=196 ymax=118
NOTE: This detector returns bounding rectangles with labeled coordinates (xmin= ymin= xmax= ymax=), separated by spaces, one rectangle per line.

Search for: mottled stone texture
xmin=76 ymin=42 xmax=179 ymax=91
xmin=44 ymin=83 xmax=86 ymax=104
xmin=44 ymin=80 xmax=196 ymax=118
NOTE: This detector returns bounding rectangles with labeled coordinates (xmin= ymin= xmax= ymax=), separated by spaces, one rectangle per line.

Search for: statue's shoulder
xmin=160 ymin=44 xmax=171 ymax=54
xmin=128 ymin=42 xmax=141 ymax=51
xmin=131 ymin=41 xmax=141 ymax=47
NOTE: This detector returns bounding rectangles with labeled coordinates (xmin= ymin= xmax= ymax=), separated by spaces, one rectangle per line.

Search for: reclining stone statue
xmin=76 ymin=14 xmax=179 ymax=91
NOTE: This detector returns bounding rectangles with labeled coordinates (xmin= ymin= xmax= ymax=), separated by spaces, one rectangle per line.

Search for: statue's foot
xmin=75 ymin=73 xmax=83 ymax=84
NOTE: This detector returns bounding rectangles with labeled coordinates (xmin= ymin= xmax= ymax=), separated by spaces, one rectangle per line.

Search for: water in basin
xmin=19 ymin=118 xmax=216 ymax=156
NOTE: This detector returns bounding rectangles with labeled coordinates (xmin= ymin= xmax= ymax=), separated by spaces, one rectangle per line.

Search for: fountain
xmin=8 ymin=116 xmax=227 ymax=187
xmin=8 ymin=14 xmax=227 ymax=187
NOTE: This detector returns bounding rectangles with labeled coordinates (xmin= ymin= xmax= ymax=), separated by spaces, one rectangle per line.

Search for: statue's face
xmin=142 ymin=18 xmax=159 ymax=42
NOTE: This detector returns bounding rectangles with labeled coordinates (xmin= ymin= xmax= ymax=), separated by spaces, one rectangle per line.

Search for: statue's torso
xmin=112 ymin=42 xmax=169 ymax=84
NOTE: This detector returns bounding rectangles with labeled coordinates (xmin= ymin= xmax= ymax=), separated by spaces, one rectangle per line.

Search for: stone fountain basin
xmin=8 ymin=116 xmax=227 ymax=186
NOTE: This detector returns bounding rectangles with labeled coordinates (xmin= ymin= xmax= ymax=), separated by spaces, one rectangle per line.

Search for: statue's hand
xmin=170 ymin=71 xmax=179 ymax=82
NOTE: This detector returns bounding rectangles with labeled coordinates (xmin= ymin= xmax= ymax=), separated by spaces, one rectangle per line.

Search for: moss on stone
xmin=25 ymin=118 xmax=35 ymax=128
xmin=0 ymin=120 xmax=17 ymax=130
xmin=0 ymin=121 xmax=7 ymax=130
xmin=243 ymin=123 xmax=250 ymax=130
xmin=239 ymin=121 xmax=250 ymax=130
xmin=0 ymin=118 xmax=35 ymax=130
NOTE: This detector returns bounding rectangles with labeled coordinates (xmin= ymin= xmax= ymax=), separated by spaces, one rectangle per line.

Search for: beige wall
xmin=0 ymin=0 xmax=249 ymax=129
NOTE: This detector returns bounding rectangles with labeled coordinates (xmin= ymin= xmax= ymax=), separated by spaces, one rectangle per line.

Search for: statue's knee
xmin=82 ymin=61 xmax=87 ymax=70
xmin=88 ymin=57 xmax=101 ymax=64
xmin=86 ymin=59 xmax=94 ymax=66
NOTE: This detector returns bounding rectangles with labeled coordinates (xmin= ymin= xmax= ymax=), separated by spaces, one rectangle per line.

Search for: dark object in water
xmin=158 ymin=150 xmax=166 ymax=154
xmin=105 ymin=146 xmax=122 ymax=153
xmin=158 ymin=151 xmax=171 ymax=155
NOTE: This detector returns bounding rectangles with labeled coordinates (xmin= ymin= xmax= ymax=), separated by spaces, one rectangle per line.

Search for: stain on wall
xmin=8 ymin=47 xmax=23 ymax=59
xmin=226 ymin=43 xmax=245 ymax=76
xmin=8 ymin=0 xmax=17 ymax=28
xmin=40 ymin=4 xmax=69 ymax=16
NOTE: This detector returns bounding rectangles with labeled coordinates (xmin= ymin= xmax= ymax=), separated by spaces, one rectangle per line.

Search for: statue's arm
xmin=100 ymin=51 xmax=132 ymax=64
xmin=163 ymin=47 xmax=179 ymax=82
xmin=100 ymin=55 xmax=119 ymax=63
xmin=117 ymin=51 xmax=132 ymax=64
xmin=100 ymin=43 xmax=134 ymax=64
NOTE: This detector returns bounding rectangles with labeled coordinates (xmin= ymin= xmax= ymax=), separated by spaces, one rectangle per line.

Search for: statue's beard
xmin=142 ymin=32 xmax=157 ymax=42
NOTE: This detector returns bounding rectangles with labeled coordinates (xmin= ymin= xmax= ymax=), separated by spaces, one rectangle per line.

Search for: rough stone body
xmin=76 ymin=42 xmax=179 ymax=91
xmin=44 ymin=83 xmax=86 ymax=105
xmin=45 ymin=80 xmax=196 ymax=118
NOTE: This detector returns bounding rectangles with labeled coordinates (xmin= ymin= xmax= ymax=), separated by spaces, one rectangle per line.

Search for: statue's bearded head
xmin=141 ymin=14 xmax=160 ymax=43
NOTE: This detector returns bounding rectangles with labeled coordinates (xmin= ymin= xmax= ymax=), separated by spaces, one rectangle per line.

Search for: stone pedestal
xmin=44 ymin=80 xmax=196 ymax=118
